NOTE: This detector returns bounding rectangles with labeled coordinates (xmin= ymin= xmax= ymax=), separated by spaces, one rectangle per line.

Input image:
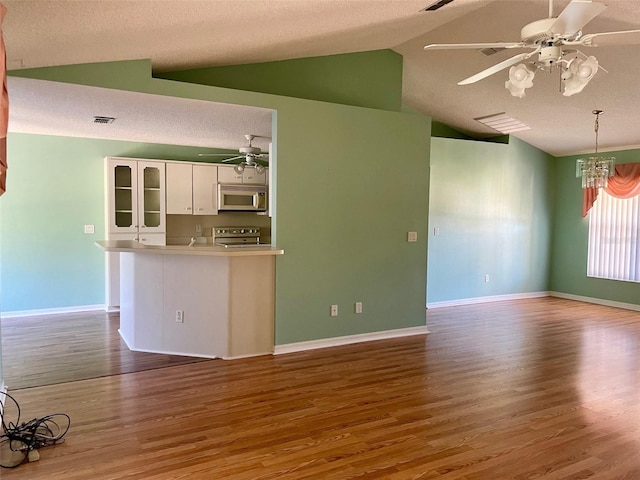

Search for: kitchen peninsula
xmin=97 ymin=240 xmax=283 ymax=359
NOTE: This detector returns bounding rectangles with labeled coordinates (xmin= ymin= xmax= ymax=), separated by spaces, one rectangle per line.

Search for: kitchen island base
xmin=106 ymin=244 xmax=280 ymax=360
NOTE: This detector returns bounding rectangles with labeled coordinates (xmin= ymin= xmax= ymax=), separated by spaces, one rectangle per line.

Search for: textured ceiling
xmin=3 ymin=0 xmax=640 ymax=156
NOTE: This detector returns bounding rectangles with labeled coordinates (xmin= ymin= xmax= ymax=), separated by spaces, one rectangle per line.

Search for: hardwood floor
xmin=1 ymin=311 xmax=211 ymax=389
xmin=3 ymin=297 xmax=640 ymax=479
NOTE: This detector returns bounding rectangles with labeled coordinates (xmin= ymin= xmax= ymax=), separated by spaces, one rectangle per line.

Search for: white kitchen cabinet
xmin=106 ymin=158 xmax=166 ymax=234
xmin=218 ymin=165 xmax=266 ymax=185
xmin=193 ymin=164 xmax=218 ymax=215
xmin=166 ymin=162 xmax=218 ymax=215
xmin=105 ymin=157 xmax=166 ymax=310
xmin=166 ymin=162 xmax=194 ymax=214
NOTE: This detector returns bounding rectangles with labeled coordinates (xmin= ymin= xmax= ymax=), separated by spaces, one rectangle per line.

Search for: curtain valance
xmin=582 ymin=162 xmax=640 ymax=216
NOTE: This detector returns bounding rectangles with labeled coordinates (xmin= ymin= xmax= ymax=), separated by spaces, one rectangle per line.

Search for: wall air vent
xmin=421 ymin=0 xmax=454 ymax=12
xmin=474 ymin=112 xmax=531 ymax=134
xmin=93 ymin=116 xmax=116 ymax=124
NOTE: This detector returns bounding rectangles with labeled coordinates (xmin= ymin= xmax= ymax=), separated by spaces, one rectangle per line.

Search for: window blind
xmin=588 ymin=190 xmax=640 ymax=282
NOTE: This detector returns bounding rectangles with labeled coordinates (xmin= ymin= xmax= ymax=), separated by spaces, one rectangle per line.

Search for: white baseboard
xmin=549 ymin=291 xmax=640 ymax=312
xmin=118 ymin=329 xmax=219 ymax=359
xmin=274 ymin=325 xmax=430 ymax=355
xmin=427 ymin=291 xmax=550 ymax=309
xmin=1 ymin=304 xmax=107 ymax=318
xmin=222 ymin=351 xmax=274 ymax=360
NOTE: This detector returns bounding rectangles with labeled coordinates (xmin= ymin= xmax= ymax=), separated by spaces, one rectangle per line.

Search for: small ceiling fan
xmin=423 ymin=0 xmax=640 ymax=97
xmin=198 ymin=134 xmax=269 ymax=173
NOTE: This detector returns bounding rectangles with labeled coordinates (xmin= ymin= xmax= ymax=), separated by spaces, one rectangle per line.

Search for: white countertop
xmin=96 ymin=240 xmax=284 ymax=257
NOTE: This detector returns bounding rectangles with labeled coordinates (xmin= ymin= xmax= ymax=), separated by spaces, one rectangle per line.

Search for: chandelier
xmin=576 ymin=110 xmax=615 ymax=189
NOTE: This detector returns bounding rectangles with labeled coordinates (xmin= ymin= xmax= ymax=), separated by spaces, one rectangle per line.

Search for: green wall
xmin=157 ymin=50 xmax=403 ymax=112
xmin=6 ymin=58 xmax=431 ymax=345
xmin=427 ymin=136 xmax=553 ymax=304
xmin=0 ymin=134 xmax=230 ymax=312
xmin=550 ymin=149 xmax=640 ymax=305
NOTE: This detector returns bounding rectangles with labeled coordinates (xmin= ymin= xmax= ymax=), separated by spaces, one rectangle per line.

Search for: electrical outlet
xmin=195 ymin=224 xmax=202 ymax=233
xmin=484 ymin=274 xmax=490 ymax=283
xmin=330 ymin=304 xmax=338 ymax=317
xmin=355 ymin=302 xmax=363 ymax=314
xmin=407 ymin=231 xmax=418 ymax=242
xmin=176 ymin=310 xmax=184 ymax=323
xmin=84 ymin=224 xmax=95 ymax=234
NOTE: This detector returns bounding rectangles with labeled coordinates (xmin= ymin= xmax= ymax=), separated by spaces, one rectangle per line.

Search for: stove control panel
xmin=214 ymin=227 xmax=261 ymax=238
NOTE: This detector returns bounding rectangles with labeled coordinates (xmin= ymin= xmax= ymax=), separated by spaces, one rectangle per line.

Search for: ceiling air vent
xmin=421 ymin=0 xmax=454 ymax=12
xmin=480 ymin=46 xmax=506 ymax=56
xmin=93 ymin=116 xmax=116 ymax=124
xmin=474 ymin=113 xmax=531 ymax=134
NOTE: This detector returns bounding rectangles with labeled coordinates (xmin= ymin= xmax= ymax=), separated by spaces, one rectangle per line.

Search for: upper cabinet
xmin=192 ymin=164 xmax=218 ymax=215
xmin=218 ymin=165 xmax=267 ymax=185
xmin=166 ymin=162 xmax=218 ymax=215
xmin=106 ymin=158 xmax=166 ymax=234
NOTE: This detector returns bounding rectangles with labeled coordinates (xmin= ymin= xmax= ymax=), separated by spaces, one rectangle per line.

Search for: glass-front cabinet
xmin=106 ymin=158 xmax=165 ymax=235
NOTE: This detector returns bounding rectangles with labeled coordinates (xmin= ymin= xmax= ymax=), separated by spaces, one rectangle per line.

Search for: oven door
xmin=218 ymin=184 xmax=267 ymax=211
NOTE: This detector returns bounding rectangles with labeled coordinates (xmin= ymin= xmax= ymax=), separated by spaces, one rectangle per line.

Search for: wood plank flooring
xmin=3 ymin=297 xmax=640 ymax=479
xmin=1 ymin=311 xmax=210 ymax=389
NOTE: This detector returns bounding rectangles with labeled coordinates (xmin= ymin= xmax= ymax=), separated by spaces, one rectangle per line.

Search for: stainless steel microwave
xmin=218 ymin=184 xmax=268 ymax=212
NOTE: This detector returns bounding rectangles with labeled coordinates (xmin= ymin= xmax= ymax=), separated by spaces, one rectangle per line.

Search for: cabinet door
xmin=138 ymin=162 xmax=166 ymax=233
xmin=166 ymin=163 xmax=193 ymax=215
xmin=192 ymin=164 xmax=218 ymax=215
xmin=137 ymin=232 xmax=166 ymax=246
xmin=243 ymin=166 xmax=266 ymax=185
xmin=217 ymin=165 xmax=243 ymax=184
xmin=107 ymin=158 xmax=139 ymax=234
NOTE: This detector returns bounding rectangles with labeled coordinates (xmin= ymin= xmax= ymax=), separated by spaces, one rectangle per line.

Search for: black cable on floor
xmin=0 ymin=391 xmax=70 ymax=468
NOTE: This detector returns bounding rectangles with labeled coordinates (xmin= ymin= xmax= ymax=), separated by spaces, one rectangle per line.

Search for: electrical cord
xmin=0 ymin=391 xmax=70 ymax=469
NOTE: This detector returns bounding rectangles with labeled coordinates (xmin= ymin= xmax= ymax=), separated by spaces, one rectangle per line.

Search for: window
xmin=588 ymin=190 xmax=640 ymax=282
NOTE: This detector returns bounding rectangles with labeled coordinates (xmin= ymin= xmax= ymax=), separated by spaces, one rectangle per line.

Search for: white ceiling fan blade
xmin=550 ymin=0 xmax=606 ymax=37
xmin=221 ymin=156 xmax=245 ymax=163
xmin=458 ymin=52 xmax=532 ymax=86
xmin=578 ymin=29 xmax=640 ymax=47
xmin=424 ymin=42 xmax=526 ymax=51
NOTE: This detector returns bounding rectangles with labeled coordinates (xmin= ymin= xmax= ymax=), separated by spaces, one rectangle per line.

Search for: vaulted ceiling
xmin=4 ymin=0 xmax=640 ymax=156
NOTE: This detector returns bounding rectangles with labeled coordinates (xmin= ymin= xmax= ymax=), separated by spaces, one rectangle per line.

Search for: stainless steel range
xmin=213 ymin=227 xmax=262 ymax=247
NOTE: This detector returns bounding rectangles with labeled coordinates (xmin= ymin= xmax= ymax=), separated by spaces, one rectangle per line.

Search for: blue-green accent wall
xmin=427 ymin=136 xmax=554 ymax=303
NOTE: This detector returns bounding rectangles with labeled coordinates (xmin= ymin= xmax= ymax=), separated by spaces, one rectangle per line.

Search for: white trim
xmin=274 ymin=325 xmax=430 ymax=355
xmin=1 ymin=304 xmax=107 ymax=318
xmin=427 ymin=291 xmax=549 ymax=309
xmin=118 ymin=329 xmax=219 ymax=359
xmin=222 ymin=351 xmax=273 ymax=360
xmin=549 ymin=291 xmax=640 ymax=312
xmin=0 ymin=383 xmax=7 ymax=414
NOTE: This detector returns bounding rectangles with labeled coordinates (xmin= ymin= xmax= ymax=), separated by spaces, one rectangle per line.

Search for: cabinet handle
xmin=186 ymin=207 xmax=192 ymax=211
xmin=198 ymin=208 xmax=203 ymax=211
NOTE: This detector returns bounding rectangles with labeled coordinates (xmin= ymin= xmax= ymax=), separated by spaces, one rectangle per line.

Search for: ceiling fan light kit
xmin=505 ymin=63 xmax=535 ymax=98
xmin=198 ymin=134 xmax=268 ymax=174
xmin=423 ymin=0 xmax=640 ymax=98
xmin=576 ymin=110 xmax=615 ymax=189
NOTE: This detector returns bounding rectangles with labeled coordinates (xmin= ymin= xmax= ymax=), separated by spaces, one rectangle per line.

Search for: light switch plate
xmin=407 ymin=231 xmax=418 ymax=242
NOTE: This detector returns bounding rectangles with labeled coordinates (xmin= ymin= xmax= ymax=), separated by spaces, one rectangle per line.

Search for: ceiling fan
xmin=423 ymin=0 xmax=640 ymax=97
xmin=198 ymin=134 xmax=269 ymax=173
